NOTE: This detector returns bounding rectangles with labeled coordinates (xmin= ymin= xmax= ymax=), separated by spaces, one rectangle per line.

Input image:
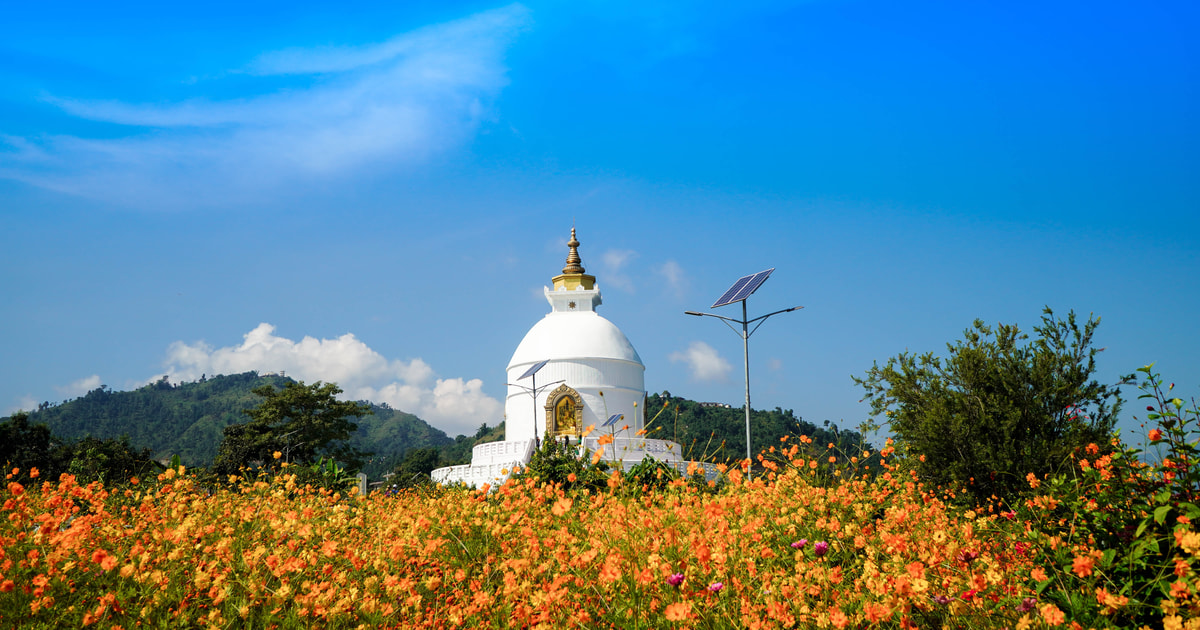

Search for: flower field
xmin=2 ymin=370 xmax=1199 ymax=629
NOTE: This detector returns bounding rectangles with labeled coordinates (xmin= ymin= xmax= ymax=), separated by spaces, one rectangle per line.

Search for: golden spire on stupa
xmin=552 ymin=227 xmax=596 ymax=290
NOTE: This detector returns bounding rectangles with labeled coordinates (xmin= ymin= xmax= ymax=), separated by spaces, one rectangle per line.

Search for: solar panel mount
xmin=602 ymin=413 xmax=624 ymax=427
xmin=518 ymin=359 xmax=550 ymax=381
xmin=712 ymin=268 xmax=774 ymax=308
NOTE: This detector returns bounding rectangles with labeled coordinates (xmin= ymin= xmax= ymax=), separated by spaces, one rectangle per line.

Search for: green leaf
xmin=1035 ymin=579 xmax=1053 ymax=595
xmin=1155 ymin=505 xmax=1172 ymax=524
xmin=1135 ymin=516 xmax=1152 ymax=539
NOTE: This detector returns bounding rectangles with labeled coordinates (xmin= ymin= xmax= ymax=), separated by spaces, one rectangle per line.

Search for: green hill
xmin=11 ymin=372 xmax=453 ymax=478
xmin=642 ymin=392 xmax=867 ymax=462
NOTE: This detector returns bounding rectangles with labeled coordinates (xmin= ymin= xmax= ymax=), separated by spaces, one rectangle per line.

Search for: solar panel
xmin=602 ymin=413 xmax=623 ymax=427
xmin=712 ymin=268 xmax=774 ymax=308
xmin=518 ymin=359 xmax=549 ymax=381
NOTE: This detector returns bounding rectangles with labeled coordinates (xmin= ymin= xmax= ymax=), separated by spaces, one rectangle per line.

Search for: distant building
xmin=431 ymin=229 xmax=714 ymax=487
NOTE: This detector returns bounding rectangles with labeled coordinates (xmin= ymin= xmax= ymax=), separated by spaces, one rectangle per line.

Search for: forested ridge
xmin=5 ymin=372 xmax=452 ymax=478
xmin=641 ymin=392 xmax=864 ymax=462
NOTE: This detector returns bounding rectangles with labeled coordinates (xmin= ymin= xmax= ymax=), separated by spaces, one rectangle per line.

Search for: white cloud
xmin=0 ymin=4 xmax=530 ymax=208
xmin=55 ymin=374 xmax=102 ymax=398
xmin=601 ymin=249 xmax=637 ymax=292
xmin=659 ymin=260 xmax=687 ymax=297
xmin=669 ymin=341 xmax=732 ymax=382
xmin=7 ymin=395 xmax=39 ymax=415
xmin=162 ymin=323 xmax=501 ymax=436
xmin=247 ymin=4 xmax=529 ymax=76
xmin=767 ymin=357 xmax=783 ymax=371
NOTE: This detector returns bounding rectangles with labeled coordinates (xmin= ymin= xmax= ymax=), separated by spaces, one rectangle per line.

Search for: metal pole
xmin=532 ymin=373 xmax=539 ymax=448
xmin=743 ymin=300 xmax=752 ymax=479
xmin=685 ymin=304 xmax=802 ymax=481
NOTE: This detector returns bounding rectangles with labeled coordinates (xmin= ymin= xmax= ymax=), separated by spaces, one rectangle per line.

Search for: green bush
xmin=1015 ymin=366 xmax=1200 ymax=626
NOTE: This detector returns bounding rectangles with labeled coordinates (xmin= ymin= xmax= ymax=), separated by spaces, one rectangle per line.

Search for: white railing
xmin=430 ymin=439 xmax=537 ymax=489
xmin=581 ymin=437 xmax=684 ymax=461
xmin=471 ymin=439 xmax=534 ymax=464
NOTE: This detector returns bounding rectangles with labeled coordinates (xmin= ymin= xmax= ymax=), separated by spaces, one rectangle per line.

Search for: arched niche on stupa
xmin=544 ymin=384 xmax=584 ymax=437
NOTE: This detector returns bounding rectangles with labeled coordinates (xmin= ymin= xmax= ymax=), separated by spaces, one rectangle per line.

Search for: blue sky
xmin=1 ymin=0 xmax=1196 ymax=442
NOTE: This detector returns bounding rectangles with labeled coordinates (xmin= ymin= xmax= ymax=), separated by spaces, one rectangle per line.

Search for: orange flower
xmin=92 ymin=549 xmax=118 ymax=571
xmin=607 ymin=471 xmax=621 ymax=488
xmin=1031 ymin=567 xmax=1048 ymax=582
xmin=1026 ymin=472 xmax=1041 ymax=489
xmin=829 ymin=609 xmax=849 ymax=629
xmin=552 ymin=498 xmax=573 ymax=517
xmin=1071 ymin=554 xmax=1095 ymax=577
xmin=863 ymin=602 xmax=891 ymax=622
xmin=1175 ymin=558 xmax=1190 ymax=577
xmin=1095 ymin=587 xmax=1128 ymax=610
xmin=1040 ymin=603 xmax=1065 ymax=626
xmin=663 ymin=601 xmax=691 ymax=621
xmin=1149 ymin=428 xmax=1163 ymax=441
xmin=599 ymin=557 xmax=622 ymax=583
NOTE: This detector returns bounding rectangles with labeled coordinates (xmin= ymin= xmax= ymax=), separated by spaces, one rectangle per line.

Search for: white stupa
xmin=432 ymin=229 xmax=709 ymax=488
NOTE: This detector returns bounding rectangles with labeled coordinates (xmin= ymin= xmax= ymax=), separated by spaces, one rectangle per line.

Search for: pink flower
xmin=667 ymin=573 xmax=684 ymax=587
xmin=791 ymin=539 xmax=807 ymax=549
xmin=813 ymin=541 xmax=829 ymax=557
xmin=708 ymin=582 xmax=724 ymax=592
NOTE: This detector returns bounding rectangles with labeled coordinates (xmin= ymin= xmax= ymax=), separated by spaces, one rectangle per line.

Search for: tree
xmin=390 ymin=447 xmax=442 ymax=489
xmin=854 ymin=308 xmax=1130 ymax=503
xmin=0 ymin=412 xmax=66 ymax=478
xmin=213 ymin=381 xmax=371 ymax=475
xmin=60 ymin=436 xmax=160 ymax=484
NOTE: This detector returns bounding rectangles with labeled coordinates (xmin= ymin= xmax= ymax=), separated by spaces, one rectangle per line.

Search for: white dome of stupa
xmin=509 ymin=313 xmax=642 ymax=367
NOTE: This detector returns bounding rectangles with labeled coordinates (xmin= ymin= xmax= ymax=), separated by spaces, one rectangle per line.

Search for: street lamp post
xmin=686 ymin=269 xmax=802 ymax=479
xmin=506 ymin=359 xmax=564 ymax=448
